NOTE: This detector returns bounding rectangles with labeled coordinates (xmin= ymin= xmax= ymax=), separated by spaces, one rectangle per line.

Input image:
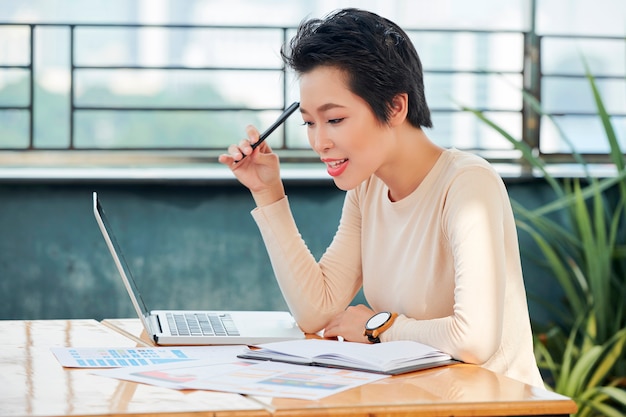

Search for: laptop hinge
xmin=148 ymin=314 xmax=163 ymax=334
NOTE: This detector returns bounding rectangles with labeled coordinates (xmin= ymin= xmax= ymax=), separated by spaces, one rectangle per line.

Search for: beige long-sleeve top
xmin=251 ymin=148 xmax=544 ymax=387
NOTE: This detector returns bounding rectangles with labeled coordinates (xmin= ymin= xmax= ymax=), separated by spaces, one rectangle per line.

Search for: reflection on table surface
xmin=101 ymin=318 xmax=577 ymax=416
xmin=0 ymin=318 xmax=577 ymax=417
xmin=0 ymin=319 xmax=267 ymax=417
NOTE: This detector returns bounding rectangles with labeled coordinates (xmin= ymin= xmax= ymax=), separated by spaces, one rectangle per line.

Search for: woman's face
xmin=299 ymin=66 xmax=392 ymax=190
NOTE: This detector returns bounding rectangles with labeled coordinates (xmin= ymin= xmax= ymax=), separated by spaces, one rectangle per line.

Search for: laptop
xmin=92 ymin=191 xmax=304 ymax=345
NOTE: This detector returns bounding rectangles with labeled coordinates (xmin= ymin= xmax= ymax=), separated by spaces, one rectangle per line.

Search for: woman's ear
xmin=389 ymin=93 xmax=409 ymax=126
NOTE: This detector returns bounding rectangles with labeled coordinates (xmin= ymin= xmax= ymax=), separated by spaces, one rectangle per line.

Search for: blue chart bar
xmin=60 ymin=347 xmax=195 ymax=368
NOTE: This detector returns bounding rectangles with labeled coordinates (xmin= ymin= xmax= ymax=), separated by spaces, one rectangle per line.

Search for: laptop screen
xmin=93 ymin=192 xmax=152 ymax=320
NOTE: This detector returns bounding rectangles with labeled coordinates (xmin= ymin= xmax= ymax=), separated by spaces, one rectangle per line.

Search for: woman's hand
xmin=218 ymin=125 xmax=285 ymax=206
xmin=323 ymin=304 xmax=376 ymax=343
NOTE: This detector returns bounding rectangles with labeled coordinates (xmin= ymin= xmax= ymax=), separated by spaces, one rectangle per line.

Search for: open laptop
xmin=92 ymin=192 xmax=304 ymax=345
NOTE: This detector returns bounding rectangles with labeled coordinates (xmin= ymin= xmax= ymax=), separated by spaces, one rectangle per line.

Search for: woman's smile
xmin=322 ymin=158 xmax=350 ymax=177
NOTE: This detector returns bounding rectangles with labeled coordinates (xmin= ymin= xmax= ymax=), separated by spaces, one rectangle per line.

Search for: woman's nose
xmin=310 ymin=128 xmax=334 ymax=153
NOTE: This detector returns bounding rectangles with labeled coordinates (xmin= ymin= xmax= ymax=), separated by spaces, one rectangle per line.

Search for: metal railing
xmin=0 ymin=22 xmax=624 ymax=167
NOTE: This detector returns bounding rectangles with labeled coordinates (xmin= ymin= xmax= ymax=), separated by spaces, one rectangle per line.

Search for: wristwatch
xmin=364 ymin=311 xmax=398 ymax=343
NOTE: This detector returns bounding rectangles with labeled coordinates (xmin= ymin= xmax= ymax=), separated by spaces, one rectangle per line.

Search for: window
xmin=0 ymin=0 xmax=624 ymax=170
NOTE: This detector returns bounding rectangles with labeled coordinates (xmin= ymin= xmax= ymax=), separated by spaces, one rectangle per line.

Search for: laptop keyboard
xmin=166 ymin=312 xmax=240 ymax=337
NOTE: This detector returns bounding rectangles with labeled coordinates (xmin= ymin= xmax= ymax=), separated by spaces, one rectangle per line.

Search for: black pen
xmin=237 ymin=101 xmax=300 ymax=162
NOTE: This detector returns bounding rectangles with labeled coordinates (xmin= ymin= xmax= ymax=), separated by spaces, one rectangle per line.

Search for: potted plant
xmin=461 ymin=61 xmax=626 ymax=416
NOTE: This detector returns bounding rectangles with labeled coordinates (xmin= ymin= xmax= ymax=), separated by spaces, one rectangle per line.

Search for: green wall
xmin=0 ymin=179 xmax=561 ymax=329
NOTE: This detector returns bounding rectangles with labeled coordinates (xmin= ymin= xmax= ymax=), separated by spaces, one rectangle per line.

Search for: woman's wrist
xmin=251 ymin=183 xmax=286 ymax=207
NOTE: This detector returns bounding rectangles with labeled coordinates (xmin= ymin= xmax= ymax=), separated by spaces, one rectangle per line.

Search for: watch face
xmin=366 ymin=312 xmax=391 ymax=330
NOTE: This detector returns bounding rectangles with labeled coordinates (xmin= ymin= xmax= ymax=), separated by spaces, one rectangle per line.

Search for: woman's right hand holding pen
xmin=218 ymin=125 xmax=286 ymax=207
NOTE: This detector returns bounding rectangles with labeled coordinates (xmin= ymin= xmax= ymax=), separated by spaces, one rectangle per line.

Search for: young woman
xmin=219 ymin=8 xmax=544 ymax=388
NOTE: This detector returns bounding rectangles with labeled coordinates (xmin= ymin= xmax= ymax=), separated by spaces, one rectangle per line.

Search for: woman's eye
xmin=301 ymin=118 xmax=343 ymax=126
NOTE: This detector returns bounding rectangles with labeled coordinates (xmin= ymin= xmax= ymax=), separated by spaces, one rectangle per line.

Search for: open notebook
xmin=92 ymin=192 xmax=304 ymax=345
xmin=238 ymin=338 xmax=459 ymax=375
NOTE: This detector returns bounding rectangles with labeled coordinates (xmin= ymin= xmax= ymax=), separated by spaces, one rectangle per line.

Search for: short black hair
xmin=281 ymin=8 xmax=432 ymax=129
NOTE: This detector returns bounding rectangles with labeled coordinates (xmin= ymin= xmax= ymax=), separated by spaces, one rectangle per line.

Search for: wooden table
xmin=0 ymin=319 xmax=578 ymax=417
xmin=103 ymin=318 xmax=578 ymax=417
xmin=0 ymin=319 xmax=267 ymax=417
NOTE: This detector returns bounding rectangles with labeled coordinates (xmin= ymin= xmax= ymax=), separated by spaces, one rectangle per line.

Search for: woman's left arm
xmin=383 ymin=167 xmax=509 ymax=364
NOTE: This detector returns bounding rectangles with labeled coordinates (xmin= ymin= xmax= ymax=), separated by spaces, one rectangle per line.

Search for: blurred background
xmin=1 ymin=0 xmax=624 ymax=157
xmin=0 ymin=0 xmax=624 ymax=326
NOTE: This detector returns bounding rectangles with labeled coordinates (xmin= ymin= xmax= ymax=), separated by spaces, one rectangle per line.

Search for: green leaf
xmin=531 ymin=172 xmax=626 ymax=217
xmin=519 ymin=87 xmax=591 ymax=179
xmin=596 ymin=386 xmax=626 ymax=407
xmin=582 ymin=57 xmax=626 ymax=174
xmin=582 ymin=400 xmax=626 ymax=417
xmin=557 ymin=320 xmax=583 ymax=394
xmin=587 ymin=329 xmax=626 ymax=389
xmin=516 ymin=220 xmax=586 ymax=314
xmin=565 ymin=345 xmax=601 ymax=395
xmin=456 ymin=105 xmax=564 ymax=197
